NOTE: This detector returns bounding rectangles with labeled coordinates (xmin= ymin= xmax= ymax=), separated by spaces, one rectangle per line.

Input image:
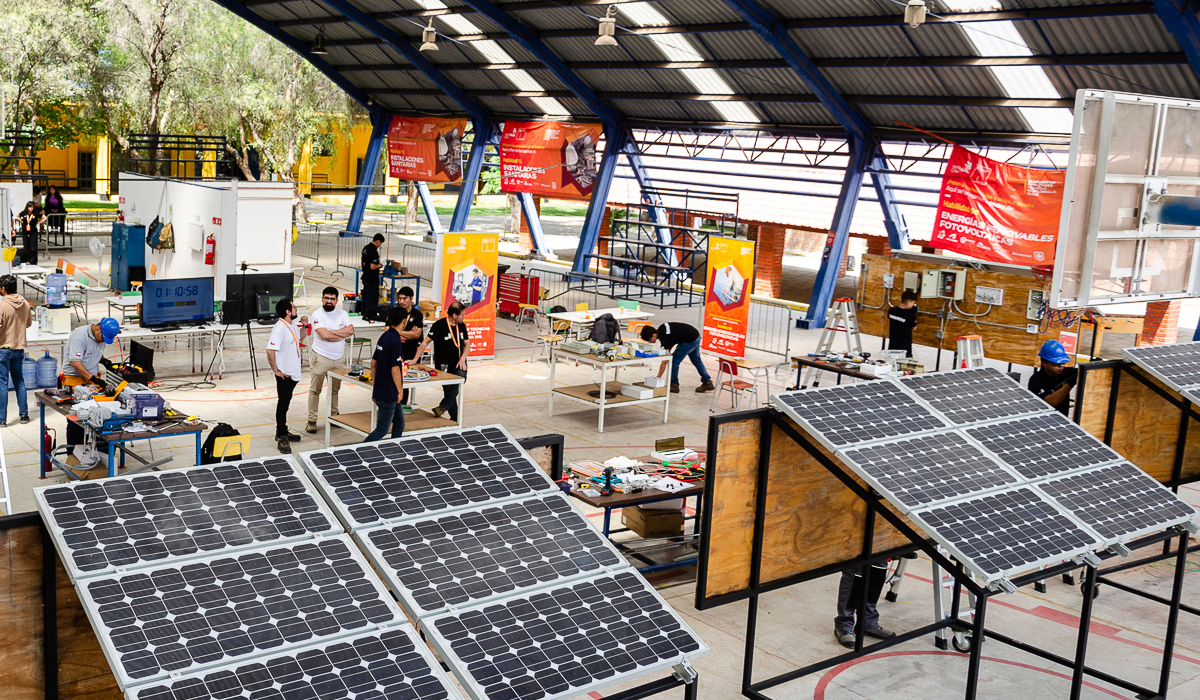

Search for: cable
xmin=148 ymin=379 xmax=218 ymax=392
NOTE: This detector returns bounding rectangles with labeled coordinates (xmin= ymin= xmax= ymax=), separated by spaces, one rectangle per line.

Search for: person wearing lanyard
xmin=395 ymin=286 xmax=424 ymax=410
xmin=416 ymin=300 xmax=469 ymax=422
xmin=16 ymin=201 xmax=44 ymax=265
xmin=266 ymin=297 xmax=309 ymax=454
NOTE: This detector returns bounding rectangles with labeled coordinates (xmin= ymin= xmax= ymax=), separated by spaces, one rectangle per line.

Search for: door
xmin=78 ymin=151 xmax=95 ymax=191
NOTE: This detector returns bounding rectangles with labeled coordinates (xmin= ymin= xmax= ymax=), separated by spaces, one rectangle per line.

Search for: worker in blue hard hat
xmin=60 ymin=317 xmax=122 ymax=447
xmin=1028 ymin=339 xmax=1077 ymax=415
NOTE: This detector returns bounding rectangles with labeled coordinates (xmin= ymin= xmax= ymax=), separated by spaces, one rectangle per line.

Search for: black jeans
xmin=439 ymin=367 xmax=466 ymax=421
xmin=361 ymin=275 xmax=379 ymax=310
xmin=275 ymin=375 xmax=298 ymax=439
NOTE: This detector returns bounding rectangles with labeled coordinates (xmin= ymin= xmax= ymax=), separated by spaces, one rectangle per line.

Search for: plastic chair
xmin=711 ymin=359 xmax=760 ymax=412
xmin=617 ymin=300 xmax=640 ymax=312
xmin=628 ymin=320 xmax=652 ymax=337
xmin=574 ymin=302 xmax=589 ymax=311
xmin=212 ymin=435 xmax=250 ymax=462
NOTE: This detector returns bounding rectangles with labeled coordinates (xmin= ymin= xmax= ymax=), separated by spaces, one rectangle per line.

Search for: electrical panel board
xmin=1027 ymin=290 xmax=1045 ymax=320
xmin=921 ymin=269 xmax=966 ymax=301
xmin=903 ymin=271 xmax=920 ymax=292
xmin=975 ymin=286 xmax=1004 ymax=306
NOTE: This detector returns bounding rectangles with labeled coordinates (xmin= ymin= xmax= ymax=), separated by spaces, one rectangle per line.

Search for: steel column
xmin=870 ymin=156 xmax=909 ymax=250
xmin=1155 ymin=0 xmax=1200 ymax=86
xmin=517 ymin=192 xmax=551 ymax=255
xmin=802 ymin=140 xmax=870 ymax=328
xmin=623 ymin=144 xmax=675 ymax=264
xmin=348 ymin=112 xmax=388 ymax=234
xmin=450 ymin=120 xmax=496 ymax=232
xmin=575 ymin=131 xmax=629 ymax=272
xmin=416 ymin=182 xmax=444 ymax=235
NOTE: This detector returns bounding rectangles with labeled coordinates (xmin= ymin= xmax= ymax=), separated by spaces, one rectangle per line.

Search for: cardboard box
xmin=621 ymin=505 xmax=684 ymax=538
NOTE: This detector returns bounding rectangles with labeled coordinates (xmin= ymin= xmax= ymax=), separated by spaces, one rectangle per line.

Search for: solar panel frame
xmin=907 ymin=486 xmax=1106 ymax=584
xmin=1036 ymin=462 xmax=1198 ymax=546
xmin=898 ymin=367 xmax=1054 ymax=427
xmin=1122 ymin=341 xmax=1200 ymax=391
xmin=129 ymin=624 xmax=466 ymax=700
xmin=355 ymin=493 xmax=629 ymax=620
xmin=963 ymin=411 xmax=1124 ymax=481
xmin=422 ymin=570 xmax=709 ymax=700
xmin=837 ymin=430 xmax=1024 ymax=513
xmin=298 ymin=425 xmax=559 ymax=532
xmin=770 ymin=380 xmax=951 ymax=451
xmin=33 ymin=457 xmax=342 ymax=583
xmin=77 ymin=533 xmax=403 ymax=691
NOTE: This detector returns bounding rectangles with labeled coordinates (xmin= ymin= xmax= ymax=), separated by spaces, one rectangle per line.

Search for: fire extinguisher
xmin=204 ymin=234 xmax=216 ymax=265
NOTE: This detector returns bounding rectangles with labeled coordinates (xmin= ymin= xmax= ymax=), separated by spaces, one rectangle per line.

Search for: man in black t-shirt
xmin=640 ymin=322 xmax=714 ymax=394
xmin=364 ymin=307 xmax=406 ymax=441
xmin=416 ymin=301 xmax=470 ymax=421
xmin=395 ymin=286 xmax=424 ymax=408
xmin=360 ymin=233 xmax=385 ymax=310
xmin=1028 ymin=339 xmax=1077 ymax=416
xmin=887 ymin=290 xmax=919 ymax=358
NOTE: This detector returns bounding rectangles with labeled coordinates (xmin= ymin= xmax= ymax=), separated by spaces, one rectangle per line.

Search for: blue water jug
xmin=23 ymin=354 xmax=37 ymax=386
xmin=37 ymin=350 xmax=58 ymax=388
xmin=46 ymin=273 xmax=68 ymax=308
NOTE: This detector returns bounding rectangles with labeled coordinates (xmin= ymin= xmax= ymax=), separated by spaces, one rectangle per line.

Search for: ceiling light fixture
xmin=905 ymin=0 xmax=927 ymax=28
xmin=420 ymin=20 xmax=439 ymax=52
xmin=596 ymin=6 xmax=618 ymax=47
xmin=311 ymin=28 xmax=329 ymax=55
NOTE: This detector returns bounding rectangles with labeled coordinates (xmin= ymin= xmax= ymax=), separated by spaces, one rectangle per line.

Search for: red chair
xmin=711 ymin=359 xmax=760 ymax=411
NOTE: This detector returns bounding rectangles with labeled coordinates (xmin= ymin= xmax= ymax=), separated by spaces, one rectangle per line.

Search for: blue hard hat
xmin=1038 ymin=339 xmax=1070 ymax=364
xmin=99 ymin=317 xmax=121 ymax=345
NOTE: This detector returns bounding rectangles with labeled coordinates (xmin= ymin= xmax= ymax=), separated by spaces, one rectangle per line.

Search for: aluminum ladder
xmin=800 ymin=298 xmax=864 ymax=389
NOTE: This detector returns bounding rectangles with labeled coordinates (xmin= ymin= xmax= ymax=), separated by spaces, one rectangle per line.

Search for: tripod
xmin=205 ymin=262 xmax=262 ymax=388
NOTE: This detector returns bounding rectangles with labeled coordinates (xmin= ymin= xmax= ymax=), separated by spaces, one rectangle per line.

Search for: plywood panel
xmin=57 ymin=554 xmax=120 ymax=700
xmin=0 ymin=523 xmax=46 ymax=700
xmin=857 ymin=255 xmax=1081 ymax=367
xmin=701 ymin=414 xmax=914 ymax=604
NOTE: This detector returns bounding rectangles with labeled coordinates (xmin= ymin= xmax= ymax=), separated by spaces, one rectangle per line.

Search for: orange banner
xmin=437 ymin=232 xmax=498 ymax=358
xmin=702 ymin=237 xmax=755 ymax=358
xmin=500 ymin=120 xmax=602 ymax=200
xmin=387 ymin=116 xmax=466 ymax=183
xmin=930 ymin=145 xmax=1065 ymax=265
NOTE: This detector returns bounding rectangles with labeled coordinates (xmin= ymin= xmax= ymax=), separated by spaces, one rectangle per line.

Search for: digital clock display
xmin=140 ymin=277 xmax=215 ymax=327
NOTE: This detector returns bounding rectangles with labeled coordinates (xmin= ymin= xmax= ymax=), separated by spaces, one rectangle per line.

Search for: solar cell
xmin=964 ymin=411 xmax=1123 ymax=480
xmin=360 ymin=494 xmax=625 ymax=619
xmin=771 ymin=381 xmax=948 ymax=449
xmin=425 ymin=570 xmax=708 ymax=700
xmin=300 ymin=425 xmax=557 ymax=531
xmin=1122 ymin=342 xmax=1200 ymax=390
xmin=899 ymin=367 xmax=1050 ymax=426
xmin=908 ymin=487 xmax=1103 ymax=582
xmin=839 ymin=431 xmax=1021 ymax=512
xmin=80 ymin=534 xmax=400 ymax=690
xmin=1037 ymin=462 xmax=1198 ymax=544
xmin=131 ymin=626 xmax=464 ymax=700
xmin=34 ymin=458 xmax=339 ymax=581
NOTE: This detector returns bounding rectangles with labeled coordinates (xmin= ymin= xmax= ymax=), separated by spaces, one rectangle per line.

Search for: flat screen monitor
xmin=256 ymin=293 xmax=289 ymax=319
xmin=223 ymin=272 xmax=294 ymax=325
xmin=140 ymin=277 xmax=215 ymax=328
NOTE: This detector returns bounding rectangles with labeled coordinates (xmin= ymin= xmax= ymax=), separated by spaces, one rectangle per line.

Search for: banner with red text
xmin=702 ymin=237 xmax=755 ymax=358
xmin=500 ymin=120 xmax=602 ymax=199
xmin=387 ymin=116 xmax=467 ymax=183
xmin=436 ymin=232 xmax=498 ymax=358
xmin=929 ymin=145 xmax=1066 ymax=265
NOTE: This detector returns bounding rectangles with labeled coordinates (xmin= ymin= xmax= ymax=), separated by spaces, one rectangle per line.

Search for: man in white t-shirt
xmin=265 ymin=297 xmax=309 ymax=454
xmin=306 ymin=286 xmax=355 ymax=433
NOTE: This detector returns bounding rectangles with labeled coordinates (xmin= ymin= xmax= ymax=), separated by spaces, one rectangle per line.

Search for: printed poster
xmin=930 ymin=145 xmax=1066 ymax=265
xmin=500 ymin=120 xmax=602 ymax=199
xmin=436 ymin=232 xmax=498 ymax=358
xmin=702 ymin=237 xmax=755 ymax=358
xmin=387 ymin=116 xmax=467 ymax=183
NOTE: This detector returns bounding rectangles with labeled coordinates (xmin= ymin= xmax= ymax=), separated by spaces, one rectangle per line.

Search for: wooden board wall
xmin=699 ymin=414 xmax=913 ymax=605
xmin=857 ymin=254 xmax=1081 ymax=367
xmin=1077 ymin=363 xmax=1200 ymax=484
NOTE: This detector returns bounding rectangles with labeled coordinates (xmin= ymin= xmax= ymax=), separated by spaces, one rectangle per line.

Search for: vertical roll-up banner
xmin=387 ymin=116 xmax=468 ymax=183
xmin=436 ymin=232 xmax=498 ymax=358
xmin=702 ymin=237 xmax=755 ymax=358
xmin=499 ymin=121 xmax=602 ymax=199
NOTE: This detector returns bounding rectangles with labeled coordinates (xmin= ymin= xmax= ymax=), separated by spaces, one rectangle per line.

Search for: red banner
xmin=387 ymin=116 xmax=466 ymax=183
xmin=500 ymin=121 xmax=602 ymax=200
xmin=930 ymin=145 xmax=1066 ymax=265
xmin=702 ymin=237 xmax=755 ymax=358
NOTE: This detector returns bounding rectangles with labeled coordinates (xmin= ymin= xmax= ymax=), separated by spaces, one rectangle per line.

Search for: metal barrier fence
xmin=526 ymin=266 xmax=601 ymax=312
xmin=335 ymin=231 xmax=367 ymax=276
xmin=291 ymin=223 xmax=326 ymax=270
xmin=746 ymin=298 xmax=801 ymax=365
xmin=400 ymin=243 xmax=436 ymax=283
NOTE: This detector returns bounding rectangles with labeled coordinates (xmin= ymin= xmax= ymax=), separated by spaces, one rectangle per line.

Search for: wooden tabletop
xmin=36 ymin=391 xmax=208 ymax=439
xmin=791 ymin=356 xmax=879 ymax=380
xmin=569 ymin=479 xmax=704 ymax=509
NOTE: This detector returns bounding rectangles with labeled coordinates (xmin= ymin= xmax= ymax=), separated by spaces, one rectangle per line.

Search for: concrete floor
xmin=3 ymin=204 xmax=1200 ymax=699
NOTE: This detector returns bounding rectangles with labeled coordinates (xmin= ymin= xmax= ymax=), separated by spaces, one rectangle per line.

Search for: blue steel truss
xmin=1155 ymin=0 xmax=1200 ymax=84
xmin=348 ymin=111 xmax=389 ymax=234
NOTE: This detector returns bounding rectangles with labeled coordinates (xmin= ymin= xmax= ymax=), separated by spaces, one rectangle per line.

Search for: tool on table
xmin=600 ymin=467 xmax=615 ymax=497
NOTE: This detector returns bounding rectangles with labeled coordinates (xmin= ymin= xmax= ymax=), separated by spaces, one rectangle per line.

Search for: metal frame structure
xmin=124 ymin=134 xmax=234 ymax=179
xmin=697 ymin=407 xmax=1193 ymax=700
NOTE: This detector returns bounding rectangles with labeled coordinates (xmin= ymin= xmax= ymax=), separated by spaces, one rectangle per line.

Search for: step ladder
xmin=956 ymin=335 xmax=985 ymax=369
xmin=800 ymin=298 xmax=864 ymax=389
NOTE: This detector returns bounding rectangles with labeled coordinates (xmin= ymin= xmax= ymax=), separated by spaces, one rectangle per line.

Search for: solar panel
xmin=80 ymin=534 xmax=400 ymax=690
xmin=899 ymin=367 xmax=1051 ymax=426
xmin=771 ymin=381 xmax=948 ymax=449
xmin=359 ymin=494 xmax=626 ymax=619
xmin=1122 ymin=342 xmax=1200 ymax=390
xmin=300 ymin=425 xmax=558 ymax=531
xmin=838 ymin=431 xmax=1021 ymax=512
xmin=131 ymin=626 xmax=464 ymax=700
xmin=1037 ymin=462 xmax=1198 ymax=544
xmin=964 ymin=411 xmax=1123 ymax=480
xmin=424 ymin=570 xmax=708 ymax=700
xmin=908 ymin=487 xmax=1103 ymax=583
xmin=34 ymin=458 xmax=340 ymax=582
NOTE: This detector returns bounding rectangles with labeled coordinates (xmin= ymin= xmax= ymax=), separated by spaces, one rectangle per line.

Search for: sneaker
xmin=835 ymin=629 xmax=855 ymax=649
xmin=305 ymin=422 xmax=318 ymax=434
xmin=432 ymin=405 xmax=446 ymax=418
xmin=863 ymin=625 xmax=896 ymax=640
xmin=277 ymin=438 xmax=292 ymax=454
xmin=696 ymin=380 xmax=715 ymax=393
xmin=670 ymin=384 xmax=680 ymax=394
xmin=402 ymin=405 xmax=414 ymax=414
xmin=287 ymin=432 xmax=302 ymax=442
xmin=19 ymin=415 xmax=29 ymax=424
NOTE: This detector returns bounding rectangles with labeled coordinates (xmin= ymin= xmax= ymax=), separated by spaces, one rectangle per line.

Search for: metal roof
xmin=210 ymin=0 xmax=1200 ymax=141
